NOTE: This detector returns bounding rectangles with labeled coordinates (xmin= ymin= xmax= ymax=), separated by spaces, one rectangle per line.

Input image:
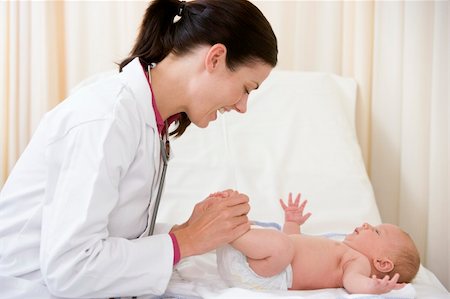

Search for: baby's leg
xmin=230 ymin=228 xmax=294 ymax=277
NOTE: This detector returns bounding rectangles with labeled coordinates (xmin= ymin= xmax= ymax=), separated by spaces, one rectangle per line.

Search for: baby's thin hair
xmin=388 ymin=232 xmax=420 ymax=283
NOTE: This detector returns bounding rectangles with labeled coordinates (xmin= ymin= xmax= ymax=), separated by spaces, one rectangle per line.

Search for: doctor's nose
xmin=233 ymin=96 xmax=248 ymax=114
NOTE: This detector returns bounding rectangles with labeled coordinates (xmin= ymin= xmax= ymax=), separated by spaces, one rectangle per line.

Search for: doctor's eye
xmin=244 ymin=87 xmax=250 ymax=95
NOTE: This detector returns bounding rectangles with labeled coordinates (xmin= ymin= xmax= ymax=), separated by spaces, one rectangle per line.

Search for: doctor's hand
xmin=171 ymin=190 xmax=250 ymax=259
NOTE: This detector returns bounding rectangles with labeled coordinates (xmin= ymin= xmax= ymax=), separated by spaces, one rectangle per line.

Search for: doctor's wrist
xmin=171 ymin=228 xmax=195 ymax=260
xmin=170 ymin=222 xmax=188 ymax=233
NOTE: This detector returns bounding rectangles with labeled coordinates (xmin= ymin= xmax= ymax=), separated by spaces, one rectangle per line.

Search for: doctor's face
xmin=187 ymin=59 xmax=272 ymax=128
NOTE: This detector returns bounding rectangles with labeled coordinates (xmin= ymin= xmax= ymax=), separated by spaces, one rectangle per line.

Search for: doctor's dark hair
xmin=119 ymin=0 xmax=278 ymax=137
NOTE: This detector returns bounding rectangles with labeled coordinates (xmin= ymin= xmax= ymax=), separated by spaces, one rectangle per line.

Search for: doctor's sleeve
xmin=39 ymin=109 xmax=173 ymax=297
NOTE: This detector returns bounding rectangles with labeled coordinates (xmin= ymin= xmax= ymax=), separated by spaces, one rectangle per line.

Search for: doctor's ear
xmin=205 ymin=43 xmax=227 ymax=72
xmin=373 ymin=257 xmax=394 ymax=273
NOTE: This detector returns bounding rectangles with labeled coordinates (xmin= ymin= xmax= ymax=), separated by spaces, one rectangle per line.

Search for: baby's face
xmin=343 ymin=223 xmax=406 ymax=258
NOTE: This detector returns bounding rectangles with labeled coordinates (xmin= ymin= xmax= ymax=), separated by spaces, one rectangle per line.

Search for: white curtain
xmin=369 ymin=1 xmax=449 ymax=288
xmin=0 ymin=0 xmax=147 ymax=181
xmin=1 ymin=0 xmax=448 ymax=290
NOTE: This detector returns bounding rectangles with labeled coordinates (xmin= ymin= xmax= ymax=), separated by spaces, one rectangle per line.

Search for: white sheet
xmin=157 ymin=237 xmax=448 ymax=299
xmin=165 ymin=249 xmax=416 ymax=299
xmin=153 ymin=70 xmax=448 ymax=298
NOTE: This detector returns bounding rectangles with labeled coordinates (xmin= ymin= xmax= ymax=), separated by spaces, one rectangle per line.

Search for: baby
xmin=216 ymin=193 xmax=420 ymax=294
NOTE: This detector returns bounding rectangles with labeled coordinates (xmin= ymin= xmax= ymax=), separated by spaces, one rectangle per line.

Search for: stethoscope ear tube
xmin=148 ymin=122 xmax=170 ymax=236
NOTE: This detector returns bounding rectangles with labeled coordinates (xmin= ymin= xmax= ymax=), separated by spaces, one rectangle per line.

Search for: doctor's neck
xmin=148 ymin=52 xmax=198 ymax=121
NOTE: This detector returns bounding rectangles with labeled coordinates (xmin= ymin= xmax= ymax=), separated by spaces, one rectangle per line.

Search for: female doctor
xmin=0 ymin=0 xmax=277 ymax=298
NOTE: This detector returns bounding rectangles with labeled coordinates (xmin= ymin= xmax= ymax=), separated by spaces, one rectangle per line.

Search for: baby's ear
xmin=373 ymin=257 xmax=394 ymax=273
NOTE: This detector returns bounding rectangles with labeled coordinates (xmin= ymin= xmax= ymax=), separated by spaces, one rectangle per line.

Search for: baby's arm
xmin=279 ymin=193 xmax=311 ymax=235
xmin=342 ymin=258 xmax=405 ymax=294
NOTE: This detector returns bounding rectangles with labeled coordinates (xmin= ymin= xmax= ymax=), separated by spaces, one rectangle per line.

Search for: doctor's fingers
xmin=216 ymin=222 xmax=250 ymax=247
xmin=186 ymin=198 xmax=218 ymax=224
xmin=202 ymin=193 xmax=248 ymax=212
xmin=208 ymin=189 xmax=235 ymax=199
xmin=218 ymin=202 xmax=250 ymax=219
xmin=194 ymin=196 xmax=225 ymax=212
xmin=206 ymin=189 xmax=237 ymax=199
xmin=188 ymin=214 xmax=248 ymax=246
xmin=217 ymin=189 xmax=238 ymax=197
xmin=226 ymin=219 xmax=251 ymax=243
xmin=210 ymin=215 xmax=250 ymax=245
xmin=220 ymin=192 xmax=249 ymax=207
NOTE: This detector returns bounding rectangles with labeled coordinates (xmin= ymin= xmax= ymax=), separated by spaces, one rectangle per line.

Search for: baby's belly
xmin=289 ymin=235 xmax=344 ymax=290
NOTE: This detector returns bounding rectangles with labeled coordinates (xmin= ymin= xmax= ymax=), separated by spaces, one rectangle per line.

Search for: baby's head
xmin=344 ymin=223 xmax=420 ymax=282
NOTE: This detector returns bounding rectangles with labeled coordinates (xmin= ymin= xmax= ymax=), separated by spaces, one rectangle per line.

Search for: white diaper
xmin=216 ymin=244 xmax=293 ymax=290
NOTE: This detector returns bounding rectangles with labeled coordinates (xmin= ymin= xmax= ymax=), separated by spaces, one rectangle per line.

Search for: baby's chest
xmin=290 ymin=238 xmax=346 ymax=288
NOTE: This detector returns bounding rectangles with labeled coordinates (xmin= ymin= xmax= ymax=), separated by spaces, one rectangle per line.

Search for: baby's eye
xmin=244 ymin=88 xmax=250 ymax=95
xmin=375 ymin=229 xmax=380 ymax=235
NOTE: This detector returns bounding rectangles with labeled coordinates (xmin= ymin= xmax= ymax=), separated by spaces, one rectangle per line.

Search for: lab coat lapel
xmin=121 ymin=58 xmax=156 ymax=127
xmin=139 ymin=129 xmax=162 ymax=238
xmin=122 ymin=58 xmax=164 ymax=237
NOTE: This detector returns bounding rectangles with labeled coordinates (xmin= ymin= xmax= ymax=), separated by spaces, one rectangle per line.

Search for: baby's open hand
xmin=279 ymin=193 xmax=311 ymax=225
xmin=369 ymin=273 xmax=405 ymax=293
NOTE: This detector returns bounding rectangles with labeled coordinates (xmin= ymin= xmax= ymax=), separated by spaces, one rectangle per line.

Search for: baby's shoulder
xmin=340 ymin=248 xmax=371 ymax=272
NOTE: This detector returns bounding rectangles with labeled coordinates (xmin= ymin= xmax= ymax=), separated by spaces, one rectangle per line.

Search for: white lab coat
xmin=0 ymin=58 xmax=175 ymax=298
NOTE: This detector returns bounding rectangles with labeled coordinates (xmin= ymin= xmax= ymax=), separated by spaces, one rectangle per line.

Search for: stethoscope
xmin=145 ymin=62 xmax=170 ymax=236
xmin=148 ymin=122 xmax=170 ymax=236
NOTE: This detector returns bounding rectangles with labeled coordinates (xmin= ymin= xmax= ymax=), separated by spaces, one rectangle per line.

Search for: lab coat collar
xmin=121 ymin=57 xmax=156 ymax=127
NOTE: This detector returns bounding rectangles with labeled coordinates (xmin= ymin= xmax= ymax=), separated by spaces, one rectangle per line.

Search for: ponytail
xmin=119 ymin=0 xmax=191 ymax=137
xmin=119 ymin=0 xmax=181 ymax=71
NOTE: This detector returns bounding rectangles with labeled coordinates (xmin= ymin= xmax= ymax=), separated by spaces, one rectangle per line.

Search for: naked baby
xmin=216 ymin=193 xmax=420 ymax=294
